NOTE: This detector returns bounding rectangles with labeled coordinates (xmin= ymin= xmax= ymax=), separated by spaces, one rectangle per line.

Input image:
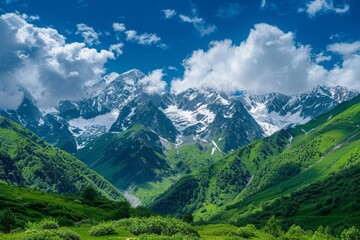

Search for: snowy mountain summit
xmin=240 ymin=85 xmax=358 ymax=135
xmin=1 ymin=69 xmax=358 ymax=154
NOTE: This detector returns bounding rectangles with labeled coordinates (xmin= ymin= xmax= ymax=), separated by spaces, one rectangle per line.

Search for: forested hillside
xmin=150 ymin=95 xmax=360 ymax=232
xmin=0 ymin=116 xmax=124 ymax=201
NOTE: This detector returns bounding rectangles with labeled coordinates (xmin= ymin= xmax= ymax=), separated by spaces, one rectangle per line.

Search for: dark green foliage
xmin=182 ymin=213 xmax=193 ymax=224
xmin=89 ymin=222 xmax=118 ymax=236
xmin=55 ymin=216 xmax=74 ymax=227
xmin=264 ymin=216 xmax=283 ymax=237
xmin=105 ymin=203 xmax=130 ymax=220
xmin=0 ymin=151 xmax=23 ymax=185
xmin=0 ymin=182 xmax=133 ymax=229
xmin=0 ymin=116 xmax=124 ymax=201
xmin=150 ymin=175 xmax=200 ymax=216
xmin=0 ymin=208 xmax=16 ymax=233
xmin=131 ymin=206 xmax=153 ymax=218
xmin=236 ymin=165 xmax=360 ymax=231
xmin=81 ymin=186 xmax=98 ymax=202
xmin=150 ymin=158 xmax=252 ymax=217
xmin=341 ymin=226 xmax=360 ymax=240
xmin=76 ymin=128 xmax=174 ymax=190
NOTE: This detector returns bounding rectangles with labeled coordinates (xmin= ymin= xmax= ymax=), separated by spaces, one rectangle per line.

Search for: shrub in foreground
xmin=74 ymin=218 xmax=98 ymax=227
xmin=341 ymin=226 xmax=360 ymax=240
xmin=23 ymin=229 xmax=80 ymax=240
xmin=264 ymin=216 xmax=283 ymax=237
xmin=139 ymin=233 xmax=200 ymax=240
xmin=311 ymin=225 xmax=335 ymax=240
xmin=287 ymin=224 xmax=305 ymax=235
xmin=117 ymin=216 xmax=199 ymax=237
xmin=26 ymin=218 xmax=59 ymax=230
xmin=232 ymin=224 xmax=257 ymax=238
xmin=89 ymin=222 xmax=118 ymax=236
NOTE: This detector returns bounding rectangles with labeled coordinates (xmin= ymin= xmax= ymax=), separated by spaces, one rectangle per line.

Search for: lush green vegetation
xmin=3 ymin=214 xmax=360 ymax=239
xmin=2 ymin=93 xmax=360 ymax=239
xmin=76 ymin=125 xmax=223 ymax=205
xmin=150 ymin=96 xmax=360 ymax=232
xmin=0 ymin=182 xmax=153 ymax=234
xmin=76 ymin=125 xmax=180 ymax=204
xmin=165 ymin=142 xmax=224 ymax=173
xmin=149 ymin=155 xmax=252 ymax=219
xmin=0 ymin=116 xmax=123 ymax=200
xmin=0 ymin=215 xmax=200 ymax=239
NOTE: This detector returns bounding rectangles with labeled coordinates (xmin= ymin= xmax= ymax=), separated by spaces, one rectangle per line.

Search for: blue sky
xmin=0 ymin=0 xmax=360 ymax=108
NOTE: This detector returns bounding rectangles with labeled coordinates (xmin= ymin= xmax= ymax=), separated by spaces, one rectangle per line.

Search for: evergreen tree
xmin=82 ymin=186 xmax=98 ymax=202
xmin=264 ymin=216 xmax=283 ymax=237
xmin=0 ymin=208 xmax=16 ymax=233
xmin=182 ymin=213 xmax=194 ymax=224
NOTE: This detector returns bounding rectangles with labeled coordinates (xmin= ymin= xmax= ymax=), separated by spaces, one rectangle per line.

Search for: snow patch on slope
xmin=68 ymin=109 xmax=120 ymax=148
xmin=246 ymin=100 xmax=310 ymax=136
xmin=163 ymin=104 xmax=215 ymax=132
xmin=103 ymin=72 xmax=120 ymax=84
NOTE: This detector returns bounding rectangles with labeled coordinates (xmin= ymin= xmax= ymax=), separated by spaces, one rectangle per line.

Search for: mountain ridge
xmin=0 ymin=116 xmax=125 ymax=201
xmin=149 ymin=95 xmax=360 ymax=231
xmin=1 ymin=69 xmax=358 ymax=204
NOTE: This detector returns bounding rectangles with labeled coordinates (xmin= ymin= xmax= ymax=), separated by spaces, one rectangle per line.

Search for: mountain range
xmin=150 ymin=94 xmax=360 ymax=230
xmin=0 ymin=69 xmax=358 ymax=204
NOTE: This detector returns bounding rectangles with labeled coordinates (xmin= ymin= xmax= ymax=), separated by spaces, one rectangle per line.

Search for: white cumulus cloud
xmin=112 ymin=22 xmax=126 ymax=32
xmin=125 ymin=30 xmax=161 ymax=46
xmin=109 ymin=43 xmax=124 ymax=56
xmin=172 ymin=23 xmax=360 ymax=94
xmin=304 ymin=0 xmax=350 ymax=17
xmin=315 ymin=52 xmax=332 ymax=63
xmin=325 ymin=41 xmax=360 ymax=90
xmin=179 ymin=13 xmax=216 ymax=36
xmin=140 ymin=69 xmax=167 ymax=95
xmin=162 ymin=9 xmax=177 ymax=19
xmin=325 ymin=55 xmax=360 ymax=90
xmin=171 ymin=23 xmax=314 ymax=95
xmin=113 ymin=22 xmax=164 ymax=48
xmin=76 ymin=23 xmax=100 ymax=46
xmin=0 ymin=12 xmax=115 ymax=109
xmin=328 ymin=41 xmax=360 ymax=57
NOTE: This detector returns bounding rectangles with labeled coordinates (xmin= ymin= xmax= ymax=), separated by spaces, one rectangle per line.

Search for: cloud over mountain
xmin=0 ymin=12 xmax=114 ymax=109
xmin=171 ymin=23 xmax=360 ymax=95
xmin=140 ymin=69 xmax=167 ymax=95
xmin=171 ymin=23 xmax=313 ymax=95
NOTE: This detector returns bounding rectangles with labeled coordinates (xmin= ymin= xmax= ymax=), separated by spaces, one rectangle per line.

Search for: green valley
xmin=150 ymin=95 xmax=360 ymax=233
xmin=1 ymin=96 xmax=360 ymax=239
xmin=1 ymin=2 xmax=360 ymax=239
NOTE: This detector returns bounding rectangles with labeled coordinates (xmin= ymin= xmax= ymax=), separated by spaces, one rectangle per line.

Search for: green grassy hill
xmin=0 ymin=182 xmax=126 ymax=228
xmin=76 ymin=125 xmax=224 ymax=205
xmin=150 ymin=95 xmax=360 ymax=232
xmin=76 ymin=125 xmax=182 ymax=204
xmin=0 ymin=116 xmax=124 ymax=201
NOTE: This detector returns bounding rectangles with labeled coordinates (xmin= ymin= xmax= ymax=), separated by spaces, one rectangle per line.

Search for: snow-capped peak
xmin=241 ymin=85 xmax=359 ymax=136
xmin=103 ymin=72 xmax=120 ymax=85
